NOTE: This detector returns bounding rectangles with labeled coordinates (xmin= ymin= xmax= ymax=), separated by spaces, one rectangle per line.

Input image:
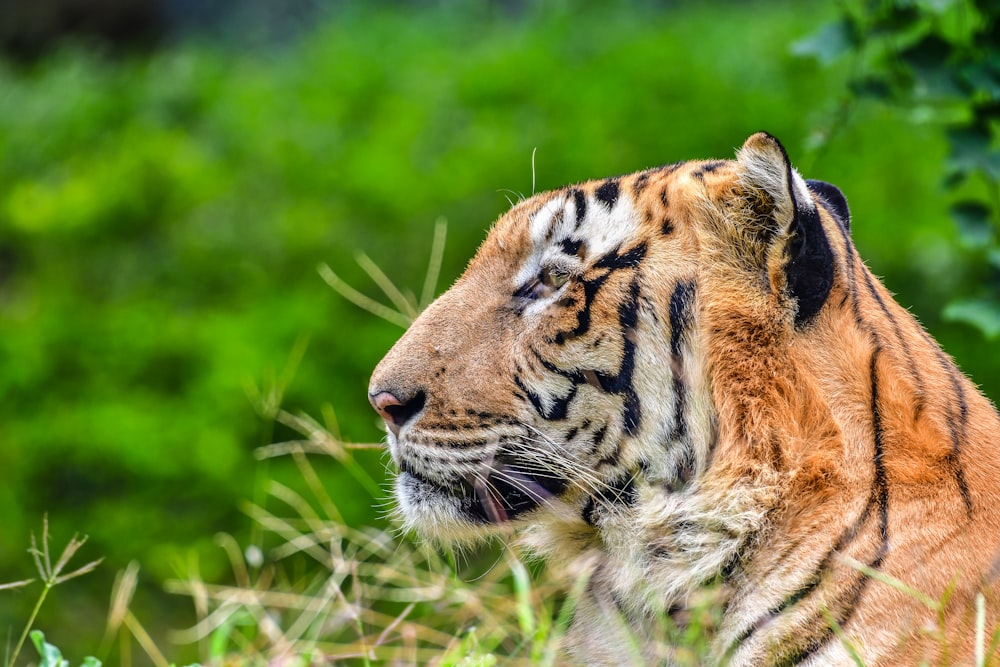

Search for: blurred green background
xmin=1 ymin=0 xmax=996 ymax=663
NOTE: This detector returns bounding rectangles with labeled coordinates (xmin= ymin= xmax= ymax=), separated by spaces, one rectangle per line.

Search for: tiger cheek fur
xmin=369 ymin=133 xmax=1000 ymax=666
xmin=368 ymin=183 xmax=700 ymax=544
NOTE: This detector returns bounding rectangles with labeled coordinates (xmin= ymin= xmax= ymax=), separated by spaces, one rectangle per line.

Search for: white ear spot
xmin=790 ymin=170 xmax=814 ymax=214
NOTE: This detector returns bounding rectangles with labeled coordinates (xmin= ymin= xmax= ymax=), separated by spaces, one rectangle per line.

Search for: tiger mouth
xmin=397 ymin=455 xmax=568 ymax=525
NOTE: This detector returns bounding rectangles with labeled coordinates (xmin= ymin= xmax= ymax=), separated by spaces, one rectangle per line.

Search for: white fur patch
xmin=529 ymin=197 xmax=566 ymax=245
xmin=516 ymin=189 xmax=643 ymax=294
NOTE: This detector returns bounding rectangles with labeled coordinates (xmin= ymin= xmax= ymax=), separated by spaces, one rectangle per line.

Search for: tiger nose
xmin=369 ymin=389 xmax=427 ymax=436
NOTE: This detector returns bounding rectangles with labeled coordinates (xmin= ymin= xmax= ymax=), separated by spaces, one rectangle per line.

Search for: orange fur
xmin=370 ymin=133 xmax=1000 ymax=665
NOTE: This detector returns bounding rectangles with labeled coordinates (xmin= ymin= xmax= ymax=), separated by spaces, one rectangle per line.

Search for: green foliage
xmin=30 ymin=632 xmax=101 ymax=667
xmin=795 ymin=0 xmax=1000 ymax=337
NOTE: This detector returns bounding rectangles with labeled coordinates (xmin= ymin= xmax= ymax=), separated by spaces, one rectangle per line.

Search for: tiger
xmin=368 ymin=132 xmax=1000 ymax=666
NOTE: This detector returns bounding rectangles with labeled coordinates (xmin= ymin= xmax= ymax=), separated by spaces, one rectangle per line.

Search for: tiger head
xmin=368 ymin=132 xmax=843 ymax=544
xmin=369 ymin=132 xmax=1000 ymax=664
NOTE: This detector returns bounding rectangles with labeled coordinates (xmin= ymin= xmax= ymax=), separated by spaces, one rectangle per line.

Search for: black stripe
xmin=582 ymin=473 xmax=638 ymax=525
xmin=589 ymin=278 xmax=643 ymax=435
xmin=620 ymin=279 xmax=643 ymax=436
xmin=581 ymin=496 xmax=597 ymax=525
xmin=668 ymin=281 xmax=696 ymax=449
xmin=561 ymin=274 xmax=608 ymax=341
xmin=512 ymin=280 xmax=536 ymax=301
xmin=589 ymin=425 xmax=608 ymax=454
xmin=634 ymin=171 xmax=651 ymax=194
xmin=622 ymin=391 xmax=641 ymax=436
xmin=860 ymin=270 xmax=926 ymax=417
xmin=932 ymin=342 xmax=974 ymax=517
xmin=559 ymin=237 xmax=583 ymax=256
xmin=572 ymin=188 xmax=587 ymax=227
xmin=863 ymin=266 xmax=970 ymax=515
xmin=691 ymin=160 xmax=726 ymax=180
xmin=596 ymin=445 xmax=623 ymax=468
xmin=869 ymin=347 xmax=891 ymax=547
xmin=662 ymin=162 xmax=683 ymax=175
xmin=776 ymin=522 xmax=890 ymax=665
xmin=670 ymin=373 xmax=687 ymax=443
xmin=514 ymin=375 xmax=577 ymax=421
xmin=555 ymin=242 xmax=646 ymax=343
xmin=671 ymin=444 xmax=696 ymax=490
xmin=595 ymin=179 xmax=620 ymax=209
xmin=828 ymin=201 xmax=862 ymax=326
xmin=771 ymin=547 xmax=886 ymax=666
xmin=669 ymin=281 xmax=696 ymax=357
xmin=593 ymin=282 xmax=640 ymax=394
xmin=530 ymin=348 xmax=583 ymax=383
xmin=594 ymin=242 xmax=647 ymax=271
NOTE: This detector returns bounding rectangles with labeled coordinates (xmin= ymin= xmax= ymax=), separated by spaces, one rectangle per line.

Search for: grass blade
xmin=420 ymin=217 xmax=448 ymax=309
xmin=318 ymin=263 xmax=412 ymax=328
xmin=354 ymin=251 xmax=419 ymax=320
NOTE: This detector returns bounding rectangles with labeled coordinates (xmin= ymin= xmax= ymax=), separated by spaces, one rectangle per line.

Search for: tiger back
xmin=368 ymin=132 xmax=1000 ymax=665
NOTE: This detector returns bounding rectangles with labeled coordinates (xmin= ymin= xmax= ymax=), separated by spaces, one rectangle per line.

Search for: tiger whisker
xmin=483 ymin=423 xmax=601 ymax=490
xmin=508 ymin=427 xmax=618 ymax=495
xmin=511 ymin=448 xmax=612 ymax=497
xmin=487 ymin=465 xmax=558 ymax=504
xmin=501 ymin=441 xmax=604 ymax=494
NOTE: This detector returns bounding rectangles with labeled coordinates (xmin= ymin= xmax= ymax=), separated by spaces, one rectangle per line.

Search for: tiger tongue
xmin=472 ymin=476 xmax=509 ymax=524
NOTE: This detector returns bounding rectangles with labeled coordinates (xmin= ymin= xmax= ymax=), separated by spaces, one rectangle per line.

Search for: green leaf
xmin=950 ymin=201 xmax=995 ymax=247
xmin=988 ymin=248 xmax=1000 ymax=270
xmin=29 ymin=630 xmax=101 ymax=667
xmin=943 ymin=296 xmax=1000 ymax=338
xmin=30 ymin=630 xmax=69 ymax=667
xmin=791 ymin=19 xmax=857 ymax=64
xmin=900 ymin=35 xmax=963 ymax=98
xmin=900 ymin=35 xmax=953 ymax=70
xmin=962 ymin=62 xmax=1000 ymax=99
xmin=871 ymin=5 xmax=921 ymax=35
xmin=915 ymin=0 xmax=960 ymax=15
xmin=948 ymin=126 xmax=1000 ymax=179
xmin=849 ymin=75 xmax=893 ymax=99
xmin=942 ymin=167 xmax=969 ymax=188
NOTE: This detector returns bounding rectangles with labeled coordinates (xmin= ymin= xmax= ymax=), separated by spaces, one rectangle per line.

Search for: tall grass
xmin=165 ymin=424 xmax=579 ymax=665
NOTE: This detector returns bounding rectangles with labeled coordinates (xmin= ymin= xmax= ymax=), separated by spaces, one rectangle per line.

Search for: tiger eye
xmin=541 ymin=267 xmax=569 ymax=290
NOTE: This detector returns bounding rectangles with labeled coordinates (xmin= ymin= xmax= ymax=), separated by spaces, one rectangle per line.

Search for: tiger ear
xmin=806 ymin=179 xmax=851 ymax=232
xmin=736 ymin=132 xmax=834 ymax=326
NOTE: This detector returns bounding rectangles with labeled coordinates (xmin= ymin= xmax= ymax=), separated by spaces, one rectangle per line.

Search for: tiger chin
xmin=368 ymin=133 xmax=1000 ymax=666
